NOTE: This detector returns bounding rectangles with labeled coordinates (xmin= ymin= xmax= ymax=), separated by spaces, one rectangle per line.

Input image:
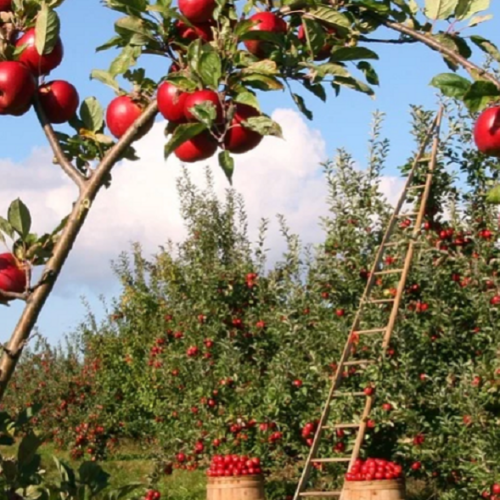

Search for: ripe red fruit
xmin=174 ymin=20 xmax=214 ymax=42
xmin=492 ymin=484 xmax=500 ymax=495
xmin=382 ymin=403 xmax=393 ymax=412
xmin=0 ymin=253 xmax=27 ymax=296
xmin=38 ymin=80 xmax=79 ymax=124
xmin=176 ymin=452 xmax=186 ymax=463
xmin=244 ymin=12 xmax=287 ymax=58
xmin=297 ymin=24 xmax=336 ymax=61
xmin=184 ymin=90 xmax=223 ymax=123
xmin=335 ymin=308 xmax=345 ymax=317
xmin=178 ymin=0 xmax=215 ymax=23
xmin=174 ymin=131 xmax=217 ymax=163
xmin=411 ymin=461 xmax=422 ymax=471
xmin=223 ymin=103 xmax=262 ymax=154
xmin=363 ymin=386 xmax=374 ymax=396
xmin=0 ymin=61 xmax=35 ymax=116
xmin=490 ymin=295 xmax=500 ymax=306
xmin=106 ymin=96 xmax=153 ymax=139
xmin=157 ymin=82 xmax=188 ymax=123
xmin=292 ymin=379 xmax=303 ymax=388
xmin=0 ymin=0 xmax=11 ymax=11
xmin=474 ymin=107 xmax=500 ymax=157
xmin=16 ymin=28 xmax=63 ymax=76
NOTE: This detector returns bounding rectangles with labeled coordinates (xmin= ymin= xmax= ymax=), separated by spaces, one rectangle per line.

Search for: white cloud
xmin=0 ymin=109 xmax=333 ymax=294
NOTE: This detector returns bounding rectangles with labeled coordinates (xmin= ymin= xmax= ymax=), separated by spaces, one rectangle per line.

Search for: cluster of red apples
xmin=0 ymin=2 xmax=78 ymax=123
xmin=345 ymin=458 xmax=403 ymax=482
xmin=206 ymin=454 xmax=263 ymax=477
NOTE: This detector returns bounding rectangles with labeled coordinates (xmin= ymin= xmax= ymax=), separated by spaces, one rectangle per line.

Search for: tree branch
xmin=0 ymin=99 xmax=159 ymax=399
xmin=33 ymin=96 xmax=87 ymax=191
xmin=359 ymin=35 xmax=417 ymax=45
xmin=376 ymin=16 xmax=500 ymax=91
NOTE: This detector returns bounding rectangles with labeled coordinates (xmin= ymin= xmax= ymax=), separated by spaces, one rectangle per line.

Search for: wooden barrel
xmin=207 ymin=475 xmax=265 ymax=500
xmin=342 ymin=479 xmax=405 ymax=500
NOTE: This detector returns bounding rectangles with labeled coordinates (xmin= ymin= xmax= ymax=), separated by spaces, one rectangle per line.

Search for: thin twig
xmin=359 ymin=36 xmax=417 ymax=45
xmin=33 ymin=95 xmax=87 ymax=190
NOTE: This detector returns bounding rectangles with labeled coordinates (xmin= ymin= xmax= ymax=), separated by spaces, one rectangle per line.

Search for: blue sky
xmin=1 ymin=0 xmax=499 ymax=345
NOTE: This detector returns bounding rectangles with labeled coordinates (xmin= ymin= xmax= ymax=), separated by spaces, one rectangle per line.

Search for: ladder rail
xmin=293 ymin=107 xmax=444 ymax=500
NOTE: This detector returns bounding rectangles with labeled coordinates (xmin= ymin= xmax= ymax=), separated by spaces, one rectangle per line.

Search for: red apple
xmin=0 ymin=61 xmax=35 ymax=115
xmin=0 ymin=253 xmax=27 ymax=296
xmin=16 ymin=28 xmax=63 ymax=76
xmin=38 ymin=80 xmax=79 ymax=124
xmin=178 ymin=0 xmax=216 ymax=23
xmin=0 ymin=0 xmax=12 ymax=11
xmin=474 ymin=107 xmax=500 ymax=157
xmin=157 ymin=82 xmax=188 ymax=123
xmin=174 ymin=20 xmax=214 ymax=42
xmin=106 ymin=95 xmax=154 ymax=139
xmin=174 ymin=131 xmax=217 ymax=163
xmin=244 ymin=12 xmax=287 ymax=58
xmin=297 ymin=24 xmax=335 ymax=61
xmin=223 ymin=103 xmax=262 ymax=154
xmin=184 ymin=89 xmax=223 ymax=123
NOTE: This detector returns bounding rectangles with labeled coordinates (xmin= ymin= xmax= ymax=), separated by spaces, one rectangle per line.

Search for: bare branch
xmin=0 ymin=290 xmax=27 ymax=302
xmin=359 ymin=36 xmax=417 ymax=45
xmin=33 ymin=95 xmax=87 ymax=190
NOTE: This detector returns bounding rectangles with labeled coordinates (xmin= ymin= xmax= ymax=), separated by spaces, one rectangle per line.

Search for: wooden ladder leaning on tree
xmin=293 ymin=105 xmax=444 ymax=500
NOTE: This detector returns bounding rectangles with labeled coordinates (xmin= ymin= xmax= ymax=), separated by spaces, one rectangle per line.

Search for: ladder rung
xmin=407 ymin=184 xmax=426 ymax=190
xmin=342 ymin=359 xmax=373 ymax=366
xmin=365 ymin=298 xmax=395 ymax=304
xmin=355 ymin=328 xmax=386 ymax=334
xmin=312 ymin=458 xmax=351 ymax=463
xmin=383 ymin=241 xmax=404 ymax=247
xmin=373 ymin=269 xmax=404 ymax=275
xmin=299 ymin=492 xmax=342 ymax=497
xmin=333 ymin=391 xmax=365 ymax=398
xmin=330 ymin=424 xmax=361 ymax=429
xmin=417 ymin=156 xmax=431 ymax=163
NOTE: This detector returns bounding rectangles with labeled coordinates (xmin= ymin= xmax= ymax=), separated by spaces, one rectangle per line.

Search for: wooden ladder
xmin=293 ymin=106 xmax=444 ymax=500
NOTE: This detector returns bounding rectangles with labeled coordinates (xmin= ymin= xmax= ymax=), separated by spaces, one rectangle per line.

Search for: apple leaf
xmin=109 ymin=45 xmax=141 ymax=77
xmin=243 ymin=116 xmax=283 ymax=138
xmin=233 ymin=91 xmax=261 ymax=111
xmin=90 ymin=70 xmax=121 ymax=93
xmin=301 ymin=18 xmax=327 ymax=60
xmin=240 ymin=73 xmax=284 ymax=91
xmin=80 ymin=97 xmax=105 ymax=133
xmin=307 ymin=7 xmax=352 ymax=30
xmin=357 ymin=61 xmax=379 ymax=85
xmin=424 ymin=0 xmax=459 ymax=20
xmin=241 ymin=60 xmax=278 ymax=76
xmin=463 ymin=81 xmax=500 ymax=113
xmin=198 ymin=51 xmax=222 ymax=90
xmin=330 ymin=47 xmax=379 ymax=62
xmin=8 ymin=199 xmax=31 ymax=240
xmin=486 ymin=184 xmax=500 ymax=204
xmin=470 ymin=35 xmax=500 ymax=62
xmin=429 ymin=73 xmax=471 ymax=98
xmin=219 ymin=151 xmax=235 ymax=184
xmin=292 ymin=93 xmax=313 ymax=120
xmin=115 ymin=16 xmax=156 ymax=41
xmin=0 ymin=216 xmax=14 ymax=239
xmin=455 ymin=0 xmax=490 ymax=20
xmin=188 ymin=101 xmax=218 ymax=128
xmin=164 ymin=123 xmax=208 ymax=160
xmin=35 ymin=3 xmax=60 ymax=56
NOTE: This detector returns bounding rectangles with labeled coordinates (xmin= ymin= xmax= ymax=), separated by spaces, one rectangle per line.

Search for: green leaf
xmin=115 ymin=16 xmax=155 ymax=40
xmin=188 ymin=101 xmax=218 ymax=128
xmin=241 ymin=60 xmax=278 ymax=76
xmin=470 ymin=35 xmax=500 ymax=62
xmin=218 ymin=150 xmax=234 ymax=184
xmin=354 ymin=0 xmax=391 ymax=13
xmin=164 ymin=123 xmax=208 ymax=160
xmin=90 ymin=70 xmax=121 ymax=93
xmin=335 ymin=75 xmax=374 ymax=96
xmin=109 ymin=45 xmax=141 ymax=76
xmin=301 ymin=18 xmax=326 ymax=58
xmin=486 ymin=184 xmax=500 ymax=204
xmin=307 ymin=7 xmax=352 ymax=29
xmin=17 ymin=431 xmax=43 ymax=467
xmin=35 ymin=3 xmax=60 ymax=55
xmin=313 ymin=62 xmax=351 ymax=78
xmin=292 ymin=93 xmax=313 ymax=120
xmin=429 ymin=73 xmax=471 ymax=97
xmin=8 ymin=199 xmax=31 ymax=239
xmin=455 ymin=0 xmax=490 ymax=20
xmin=468 ymin=13 xmax=493 ymax=26
xmin=463 ymin=81 xmax=500 ymax=112
xmin=198 ymin=51 xmax=222 ymax=89
xmin=302 ymin=80 xmax=327 ymax=101
xmin=233 ymin=92 xmax=261 ymax=111
xmin=424 ymin=0 xmax=459 ymax=19
xmin=0 ymin=216 xmax=14 ymax=239
xmin=240 ymin=73 xmax=284 ymax=91
xmin=80 ymin=97 xmax=104 ymax=133
xmin=96 ymin=35 xmax=123 ymax=52
xmin=330 ymin=46 xmax=379 ymax=62
xmin=357 ymin=61 xmax=379 ymax=85
xmin=244 ymin=116 xmax=283 ymax=138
